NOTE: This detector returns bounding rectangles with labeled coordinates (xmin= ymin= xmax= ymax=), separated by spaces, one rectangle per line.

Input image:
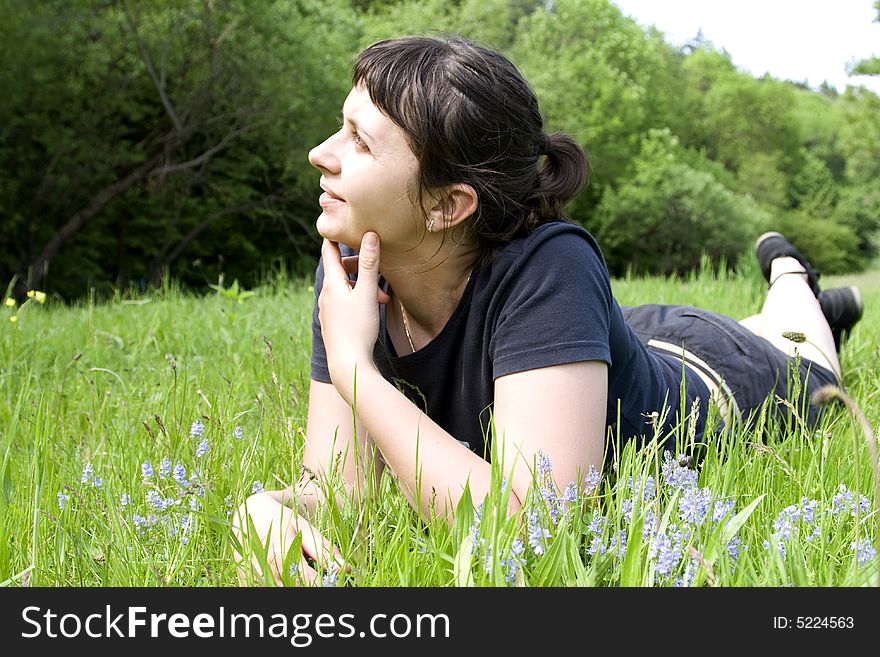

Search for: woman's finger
xmin=297 ymin=515 xmax=352 ymax=574
xmin=320 ymin=239 xmax=347 ymax=281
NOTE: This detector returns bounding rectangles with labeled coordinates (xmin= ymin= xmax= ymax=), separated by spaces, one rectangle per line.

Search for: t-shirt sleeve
xmin=309 ymin=257 xmax=332 ymax=383
xmin=490 ymin=231 xmax=613 ymax=379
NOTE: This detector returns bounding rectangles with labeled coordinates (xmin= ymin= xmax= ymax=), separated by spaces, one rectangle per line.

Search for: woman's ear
xmin=426 ymin=183 xmax=478 ymax=232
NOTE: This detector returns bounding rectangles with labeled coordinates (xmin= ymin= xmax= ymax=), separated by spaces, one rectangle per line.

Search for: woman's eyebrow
xmin=347 ymin=117 xmax=374 ymax=142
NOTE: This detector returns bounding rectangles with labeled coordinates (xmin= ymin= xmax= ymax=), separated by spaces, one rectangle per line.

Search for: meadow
xmin=1 ymin=256 xmax=877 ymax=587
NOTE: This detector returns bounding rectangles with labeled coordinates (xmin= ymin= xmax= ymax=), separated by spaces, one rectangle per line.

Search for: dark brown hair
xmin=353 ymin=35 xmax=589 ymax=256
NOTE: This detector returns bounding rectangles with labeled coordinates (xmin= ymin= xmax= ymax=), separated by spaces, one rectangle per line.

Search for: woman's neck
xmin=380 ymin=235 xmax=479 ymax=342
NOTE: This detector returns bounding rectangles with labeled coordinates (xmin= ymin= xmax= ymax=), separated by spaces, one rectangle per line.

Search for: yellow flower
xmin=35 ymin=291 xmax=47 ymax=304
xmin=3 ymin=298 xmax=14 ymax=307
xmin=9 ymin=315 xmax=17 ymax=323
xmin=27 ymin=290 xmax=34 ymax=298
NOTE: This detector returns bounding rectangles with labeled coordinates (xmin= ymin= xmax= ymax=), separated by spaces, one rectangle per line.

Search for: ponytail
xmin=525 ymin=132 xmax=590 ymax=227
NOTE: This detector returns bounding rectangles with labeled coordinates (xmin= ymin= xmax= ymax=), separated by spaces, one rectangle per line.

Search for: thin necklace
xmin=399 ymin=299 xmax=416 ymax=353
xmin=398 ymin=272 xmax=472 ymax=354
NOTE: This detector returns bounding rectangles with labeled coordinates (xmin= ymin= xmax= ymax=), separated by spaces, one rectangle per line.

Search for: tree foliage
xmin=2 ymin=0 xmax=879 ymax=300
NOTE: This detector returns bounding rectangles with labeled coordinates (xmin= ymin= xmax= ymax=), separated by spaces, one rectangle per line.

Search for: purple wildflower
xmin=830 ymin=484 xmax=854 ymax=515
xmin=587 ymin=514 xmax=606 ymax=535
xmin=159 ymin=457 xmax=172 ymax=478
xmin=583 ymin=466 xmax=601 ymax=495
xmin=799 ymin=497 xmax=818 ymax=524
xmin=527 ymin=509 xmax=551 ymax=556
xmin=196 ymin=439 xmax=209 ymax=458
xmin=649 ymin=532 xmax=681 ymax=578
xmin=712 ymin=499 xmax=736 ymax=523
xmin=586 ymin=535 xmax=606 ymax=556
xmin=81 ymin=462 xmax=94 ymax=484
xmin=173 ymin=463 xmax=188 ymax=487
xmin=57 ymin=492 xmax=70 ymax=510
xmin=772 ymin=505 xmax=801 ymax=542
xmin=678 ymin=486 xmax=713 ymax=526
xmin=609 ymin=530 xmax=627 ymax=560
xmin=288 ymin=563 xmax=300 ymax=577
xmin=189 ymin=497 xmax=202 ymax=511
xmin=852 ymin=539 xmax=877 ymax=567
xmin=120 ymin=493 xmax=131 ymax=507
xmin=233 ymin=426 xmax=243 ymax=440
xmin=511 ymin=538 xmax=525 ymax=557
xmin=252 ymin=481 xmax=264 ymax=494
xmin=91 ymin=476 xmax=103 ymax=489
xmin=190 ymin=419 xmax=205 ymax=440
xmin=141 ymin=460 xmax=154 ymax=480
xmin=322 ymin=570 xmax=338 ymax=587
xmin=662 ymin=454 xmax=698 ymax=491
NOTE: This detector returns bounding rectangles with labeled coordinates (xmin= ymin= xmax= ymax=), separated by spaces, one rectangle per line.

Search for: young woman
xmin=234 ymin=35 xmax=863 ymax=584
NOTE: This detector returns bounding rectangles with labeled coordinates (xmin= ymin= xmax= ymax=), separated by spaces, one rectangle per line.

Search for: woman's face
xmin=308 ymin=85 xmax=424 ymax=251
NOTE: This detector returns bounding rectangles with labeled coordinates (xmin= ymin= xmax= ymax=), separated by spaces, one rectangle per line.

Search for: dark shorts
xmin=621 ymin=304 xmax=838 ymax=430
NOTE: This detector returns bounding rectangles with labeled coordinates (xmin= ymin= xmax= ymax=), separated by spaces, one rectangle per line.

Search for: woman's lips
xmin=319 ymin=192 xmax=345 ymax=208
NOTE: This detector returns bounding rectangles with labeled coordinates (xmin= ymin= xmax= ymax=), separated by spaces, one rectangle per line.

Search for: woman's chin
xmin=316 ymin=217 xmax=359 ymax=250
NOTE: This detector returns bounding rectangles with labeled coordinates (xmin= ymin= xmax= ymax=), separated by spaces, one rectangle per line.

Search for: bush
xmin=592 ymin=129 xmax=771 ymax=276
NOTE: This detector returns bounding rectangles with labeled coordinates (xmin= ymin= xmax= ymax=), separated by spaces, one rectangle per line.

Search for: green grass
xmin=1 ymin=259 xmax=877 ymax=587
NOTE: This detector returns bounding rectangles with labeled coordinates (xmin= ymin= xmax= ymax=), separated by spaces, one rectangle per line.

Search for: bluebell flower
xmin=772 ymin=505 xmax=801 ymax=542
xmin=805 ymin=524 xmax=822 ymax=542
xmin=190 ymin=419 xmax=205 ymax=440
xmin=712 ymin=499 xmax=736 ymax=524
xmin=57 ymin=492 xmax=70 ymax=510
xmin=852 ymin=539 xmax=877 ymax=567
xmin=854 ymin=494 xmax=870 ymax=516
xmin=678 ymin=486 xmax=713 ymax=526
xmin=196 ymin=439 xmax=209 ymax=458
xmin=527 ymin=509 xmax=551 ymax=556
xmin=799 ymin=497 xmax=818 ymax=524
xmin=120 ymin=493 xmax=131 ymax=507
xmin=628 ymin=475 xmax=656 ymax=502
xmin=503 ymin=557 xmax=519 ymax=584
xmin=146 ymin=491 xmax=162 ymax=510
xmin=173 ymin=463 xmax=188 ymax=487
xmin=537 ymin=451 xmax=552 ymax=478
xmin=587 ymin=514 xmax=606 ymax=535
xmin=160 ymin=457 xmax=172 ymax=478
xmin=649 ymin=532 xmax=681 ymax=578
xmin=322 ymin=571 xmax=338 ymax=587
xmin=583 ymin=466 xmax=601 ymax=495
xmin=468 ymin=504 xmax=483 ymax=553
xmin=510 ymin=538 xmax=525 ymax=557
xmin=609 ymin=530 xmax=627 ymax=560
xmin=141 ymin=460 xmax=154 ymax=480
xmin=233 ymin=426 xmax=243 ymax=440
xmin=830 ymin=484 xmax=854 ymax=515
xmin=621 ymin=498 xmax=634 ymax=523
xmin=132 ymin=514 xmax=147 ymax=532
xmin=642 ymin=509 xmax=658 ymax=542
xmin=81 ymin=462 xmax=94 ymax=484
xmin=763 ymin=539 xmax=786 ymax=560
xmin=586 ymin=535 xmax=606 ymax=556
xmin=662 ymin=453 xmax=699 ymax=491
xmin=727 ymin=536 xmax=743 ymax=564
xmin=252 ymin=481 xmax=264 ymax=494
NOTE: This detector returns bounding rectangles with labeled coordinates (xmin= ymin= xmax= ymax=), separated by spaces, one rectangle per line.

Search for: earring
xmin=426 ymin=218 xmax=435 ymax=232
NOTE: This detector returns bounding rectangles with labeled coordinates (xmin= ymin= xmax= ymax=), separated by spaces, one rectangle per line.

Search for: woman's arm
xmin=344 ymin=360 xmax=607 ymax=524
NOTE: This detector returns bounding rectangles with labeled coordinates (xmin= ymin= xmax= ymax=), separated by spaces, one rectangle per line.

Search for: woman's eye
xmin=352 ymin=133 xmax=370 ymax=152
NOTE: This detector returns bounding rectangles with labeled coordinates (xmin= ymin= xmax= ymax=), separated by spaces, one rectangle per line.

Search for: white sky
xmin=611 ymin=0 xmax=880 ymax=94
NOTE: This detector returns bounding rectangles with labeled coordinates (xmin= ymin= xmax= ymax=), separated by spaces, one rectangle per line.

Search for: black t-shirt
xmin=310 ymin=222 xmax=709 ymax=460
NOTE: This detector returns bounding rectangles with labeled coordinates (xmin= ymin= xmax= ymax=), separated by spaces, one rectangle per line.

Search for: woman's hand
xmin=318 ymin=232 xmax=388 ymax=404
xmin=233 ymin=492 xmax=348 ymax=586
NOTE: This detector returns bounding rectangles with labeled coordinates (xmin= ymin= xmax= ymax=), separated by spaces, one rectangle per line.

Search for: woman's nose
xmin=308 ymin=134 xmax=339 ymax=173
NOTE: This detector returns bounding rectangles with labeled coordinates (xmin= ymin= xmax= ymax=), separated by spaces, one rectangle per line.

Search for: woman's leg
xmin=738 ymin=256 xmax=841 ymax=379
